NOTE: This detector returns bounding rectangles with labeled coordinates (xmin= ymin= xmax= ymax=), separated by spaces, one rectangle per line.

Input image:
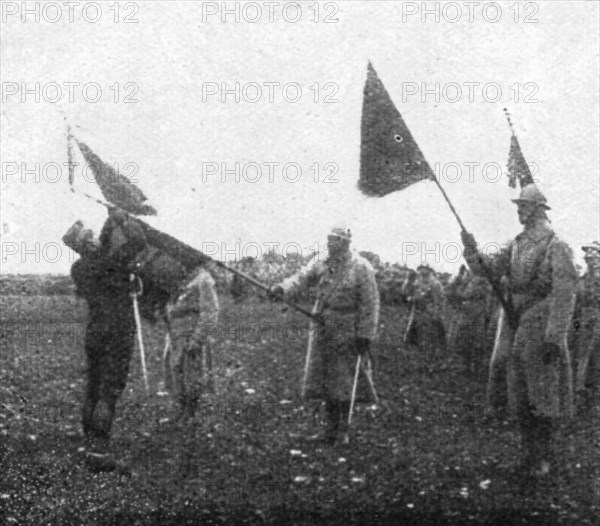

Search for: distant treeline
xmin=0 ymin=274 xmax=76 ymax=296
xmin=1 ymin=252 xmax=453 ymax=304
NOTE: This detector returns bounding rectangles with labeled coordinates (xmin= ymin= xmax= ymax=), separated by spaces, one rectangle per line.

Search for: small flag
xmin=506 ymin=134 xmax=534 ymax=189
xmin=358 ymin=62 xmax=435 ymax=197
xmin=76 ymin=140 xmax=157 ymax=216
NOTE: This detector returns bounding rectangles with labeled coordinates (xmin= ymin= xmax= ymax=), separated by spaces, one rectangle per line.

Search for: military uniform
xmin=403 ymin=268 xmax=446 ymax=354
xmin=278 ymin=248 xmax=380 ymax=441
xmin=572 ymin=245 xmax=600 ymax=409
xmin=68 ymin=212 xmax=147 ymax=456
xmin=463 ymin=185 xmax=578 ymax=474
xmin=446 ymin=272 xmax=490 ymax=376
xmin=166 ymin=267 xmax=219 ymax=418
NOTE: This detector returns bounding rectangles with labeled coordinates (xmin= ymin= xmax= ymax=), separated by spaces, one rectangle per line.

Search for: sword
xmin=402 ymin=303 xmax=415 ymax=344
xmin=130 ymin=274 xmax=149 ymax=395
xmin=348 ymin=355 xmax=361 ymax=426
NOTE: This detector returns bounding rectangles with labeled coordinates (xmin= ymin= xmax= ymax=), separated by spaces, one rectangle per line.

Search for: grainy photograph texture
xmin=1 ymin=1 xmax=599 ymax=524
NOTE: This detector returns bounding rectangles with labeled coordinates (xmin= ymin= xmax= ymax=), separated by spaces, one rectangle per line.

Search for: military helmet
xmin=329 ymin=222 xmax=352 ymax=240
xmin=511 ymin=184 xmax=551 ymax=210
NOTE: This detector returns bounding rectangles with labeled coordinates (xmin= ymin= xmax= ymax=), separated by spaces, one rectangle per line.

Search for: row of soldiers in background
xmin=228 ymin=237 xmax=599 ymax=407
xmin=403 ymin=246 xmax=599 ymax=416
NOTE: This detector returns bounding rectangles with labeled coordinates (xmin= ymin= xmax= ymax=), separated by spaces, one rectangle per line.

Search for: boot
xmin=519 ymin=415 xmax=556 ymax=478
xmin=532 ymin=416 xmax=555 ymax=478
xmin=84 ymin=433 xmax=118 ymax=473
xmin=338 ymin=401 xmax=351 ymax=444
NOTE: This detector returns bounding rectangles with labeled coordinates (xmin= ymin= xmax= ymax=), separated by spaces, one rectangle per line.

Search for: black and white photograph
xmin=1 ymin=1 xmax=599 ymax=524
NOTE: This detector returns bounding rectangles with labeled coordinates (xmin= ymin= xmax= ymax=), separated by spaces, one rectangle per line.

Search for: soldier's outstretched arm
xmin=276 ymin=255 xmax=324 ymax=296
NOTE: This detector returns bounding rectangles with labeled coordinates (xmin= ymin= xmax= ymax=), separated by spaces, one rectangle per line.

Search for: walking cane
xmin=348 ymin=355 xmax=362 ymax=426
xmin=158 ymin=332 xmax=171 ymax=395
xmin=360 ymin=358 xmax=379 ymax=404
xmin=130 ymin=274 xmax=149 ymax=395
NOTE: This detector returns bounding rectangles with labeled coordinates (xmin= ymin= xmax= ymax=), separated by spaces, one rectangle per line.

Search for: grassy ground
xmin=1 ymin=294 xmax=598 ymax=525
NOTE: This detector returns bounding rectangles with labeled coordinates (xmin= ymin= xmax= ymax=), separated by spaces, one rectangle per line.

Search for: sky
xmin=1 ymin=0 xmax=599 ymax=275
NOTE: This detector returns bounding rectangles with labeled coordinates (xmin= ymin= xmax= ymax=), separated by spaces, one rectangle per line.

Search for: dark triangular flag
xmin=358 ymin=62 xmax=435 ymax=197
xmin=506 ymin=134 xmax=533 ymax=189
xmin=77 ymin=140 xmax=157 ymax=216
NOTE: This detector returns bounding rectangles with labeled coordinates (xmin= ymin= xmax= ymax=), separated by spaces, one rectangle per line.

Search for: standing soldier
xmin=402 ymin=264 xmax=446 ymax=356
xmin=66 ymin=209 xmax=147 ymax=472
xmin=461 ymin=184 xmax=578 ymax=477
xmin=446 ymin=267 xmax=491 ymax=377
xmin=445 ymin=265 xmax=470 ymax=360
xmin=164 ymin=265 xmax=219 ymax=420
xmin=572 ymin=241 xmax=600 ymax=413
xmin=270 ymin=225 xmax=380 ymax=444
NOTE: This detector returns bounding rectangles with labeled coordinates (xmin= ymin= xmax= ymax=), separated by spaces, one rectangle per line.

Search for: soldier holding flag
xmin=270 ymin=225 xmax=380 ymax=444
xmin=461 ymin=184 xmax=578 ymax=477
xmin=66 ymin=209 xmax=148 ymax=472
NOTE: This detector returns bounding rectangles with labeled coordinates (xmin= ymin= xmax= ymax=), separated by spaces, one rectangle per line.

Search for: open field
xmin=1 ymin=294 xmax=599 ymax=525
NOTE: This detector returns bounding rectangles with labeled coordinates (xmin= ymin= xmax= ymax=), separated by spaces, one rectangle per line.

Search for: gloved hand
xmin=355 ymin=337 xmax=371 ymax=357
xmin=268 ymin=285 xmax=284 ymax=301
xmin=461 ymin=230 xmax=479 ymax=261
xmin=129 ymin=274 xmax=143 ymax=296
xmin=461 ymin=230 xmax=477 ymax=251
xmin=109 ymin=208 xmax=128 ymax=225
xmin=127 ymin=259 xmax=142 ymax=274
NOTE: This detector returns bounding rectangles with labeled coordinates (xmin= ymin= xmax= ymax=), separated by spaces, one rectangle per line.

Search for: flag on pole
xmin=506 ymin=134 xmax=534 ymax=188
xmin=358 ymin=62 xmax=435 ymax=197
xmin=76 ymin=140 xmax=157 ymax=216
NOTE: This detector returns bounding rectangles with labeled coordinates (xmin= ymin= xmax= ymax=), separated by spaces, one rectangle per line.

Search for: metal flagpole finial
xmin=503 ymin=107 xmax=515 ymax=135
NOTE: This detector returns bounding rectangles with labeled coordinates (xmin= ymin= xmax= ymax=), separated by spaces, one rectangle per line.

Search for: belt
xmin=513 ymin=293 xmax=549 ymax=320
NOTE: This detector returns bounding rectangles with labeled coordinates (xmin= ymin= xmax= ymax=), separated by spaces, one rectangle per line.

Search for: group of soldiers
xmin=65 ymin=183 xmax=598 ymax=481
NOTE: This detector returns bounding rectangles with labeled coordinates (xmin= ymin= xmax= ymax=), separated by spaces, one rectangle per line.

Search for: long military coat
xmin=166 ymin=267 xmax=219 ymax=397
xmin=404 ymin=274 xmax=446 ymax=352
xmin=280 ymin=250 xmax=380 ymax=403
xmin=466 ymin=218 xmax=578 ymax=419
xmin=572 ymin=271 xmax=600 ymax=392
xmin=446 ymin=274 xmax=491 ymax=372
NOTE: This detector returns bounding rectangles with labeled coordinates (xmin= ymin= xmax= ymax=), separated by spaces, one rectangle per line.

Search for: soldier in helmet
xmin=572 ymin=241 xmax=600 ymax=413
xmin=269 ymin=224 xmax=380 ymax=444
xmin=461 ymin=184 xmax=578 ymax=478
